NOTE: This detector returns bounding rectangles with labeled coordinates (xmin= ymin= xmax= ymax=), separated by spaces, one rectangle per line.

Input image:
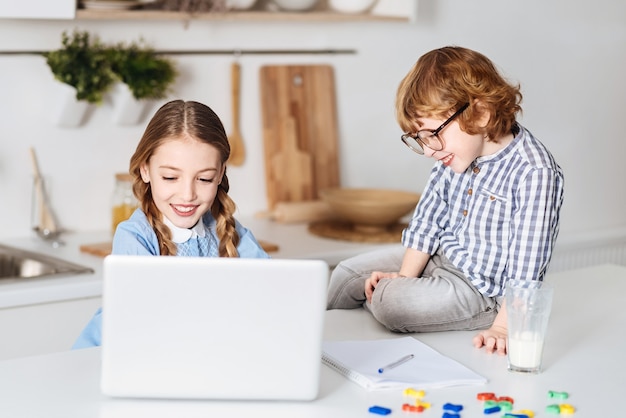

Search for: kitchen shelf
xmin=74 ymin=9 xmax=409 ymax=22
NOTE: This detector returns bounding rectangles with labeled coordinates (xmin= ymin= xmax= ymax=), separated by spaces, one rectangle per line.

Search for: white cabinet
xmin=0 ymin=297 xmax=101 ymax=361
xmin=0 ymin=0 xmax=75 ymax=19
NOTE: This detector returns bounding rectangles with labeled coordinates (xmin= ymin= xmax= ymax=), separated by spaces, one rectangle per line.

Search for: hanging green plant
xmin=108 ymin=40 xmax=178 ymax=100
xmin=44 ymin=30 xmax=116 ymax=104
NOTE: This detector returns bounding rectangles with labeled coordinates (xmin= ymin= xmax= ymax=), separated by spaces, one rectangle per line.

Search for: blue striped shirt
xmin=402 ymin=124 xmax=564 ymax=297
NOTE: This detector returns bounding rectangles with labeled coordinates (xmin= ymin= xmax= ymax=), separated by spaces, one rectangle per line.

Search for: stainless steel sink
xmin=0 ymin=244 xmax=93 ymax=280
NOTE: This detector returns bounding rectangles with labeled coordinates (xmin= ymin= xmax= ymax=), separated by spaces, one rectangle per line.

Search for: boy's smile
xmin=439 ymin=153 xmax=454 ymax=167
xmin=418 ymin=116 xmax=483 ymax=173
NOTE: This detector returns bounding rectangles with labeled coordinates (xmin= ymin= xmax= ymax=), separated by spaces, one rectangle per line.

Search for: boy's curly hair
xmin=396 ymin=46 xmax=522 ymax=142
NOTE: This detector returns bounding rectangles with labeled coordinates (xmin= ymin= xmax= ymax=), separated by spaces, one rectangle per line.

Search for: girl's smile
xmin=171 ymin=204 xmax=199 ymax=217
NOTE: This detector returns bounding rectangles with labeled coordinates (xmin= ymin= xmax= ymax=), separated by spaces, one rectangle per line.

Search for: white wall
xmin=1 ymin=0 xmax=625 ymax=245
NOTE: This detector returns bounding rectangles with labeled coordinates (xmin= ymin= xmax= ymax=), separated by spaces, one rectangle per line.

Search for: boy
xmin=326 ymin=46 xmax=564 ymax=355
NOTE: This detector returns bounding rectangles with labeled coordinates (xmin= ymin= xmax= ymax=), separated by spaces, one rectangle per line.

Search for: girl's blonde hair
xmin=396 ymin=46 xmax=522 ymax=141
xmin=129 ymin=100 xmax=240 ymax=257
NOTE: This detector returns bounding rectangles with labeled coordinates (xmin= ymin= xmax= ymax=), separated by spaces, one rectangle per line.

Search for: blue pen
xmin=378 ymin=354 xmax=415 ymax=373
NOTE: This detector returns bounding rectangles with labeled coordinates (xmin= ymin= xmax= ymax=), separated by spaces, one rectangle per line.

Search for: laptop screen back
xmin=100 ymin=255 xmax=328 ymax=401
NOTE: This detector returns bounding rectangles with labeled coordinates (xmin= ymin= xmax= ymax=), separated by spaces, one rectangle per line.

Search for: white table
xmin=0 ymin=264 xmax=623 ymax=417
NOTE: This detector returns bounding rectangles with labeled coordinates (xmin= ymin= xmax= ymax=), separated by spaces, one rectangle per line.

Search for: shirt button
xmin=463 ymin=210 xmax=468 ymax=216
xmin=473 ymin=166 xmax=480 ymax=174
xmin=468 ymin=188 xmax=473 ymax=195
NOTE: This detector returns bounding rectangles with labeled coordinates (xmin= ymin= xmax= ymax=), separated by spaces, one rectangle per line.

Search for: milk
xmin=506 ymin=280 xmax=554 ymax=374
xmin=508 ymin=334 xmax=544 ymax=371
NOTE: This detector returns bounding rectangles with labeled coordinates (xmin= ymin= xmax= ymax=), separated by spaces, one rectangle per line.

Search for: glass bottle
xmin=111 ymin=173 xmax=138 ymax=235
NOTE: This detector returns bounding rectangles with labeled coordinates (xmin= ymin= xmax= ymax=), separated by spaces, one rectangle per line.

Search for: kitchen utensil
xmin=226 ymin=0 xmax=257 ymax=10
xmin=319 ymin=188 xmax=420 ymax=233
xmin=329 ymin=0 xmax=378 ymax=13
xmin=255 ymin=200 xmax=335 ymax=223
xmin=260 ymin=64 xmax=340 ymax=209
xmin=308 ymin=220 xmax=406 ymax=243
xmin=272 ymin=117 xmax=314 ymax=202
xmin=228 ymin=61 xmax=245 ymax=166
xmin=80 ymin=1 xmax=149 ymax=11
xmin=28 ymin=147 xmax=64 ymax=246
xmin=271 ymin=0 xmax=318 ymax=11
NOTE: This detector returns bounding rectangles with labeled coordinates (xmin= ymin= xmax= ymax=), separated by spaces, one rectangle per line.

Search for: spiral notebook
xmin=322 ymin=337 xmax=487 ymax=390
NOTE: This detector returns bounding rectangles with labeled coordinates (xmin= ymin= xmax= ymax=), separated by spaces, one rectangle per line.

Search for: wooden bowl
xmin=319 ymin=188 xmax=421 ymax=233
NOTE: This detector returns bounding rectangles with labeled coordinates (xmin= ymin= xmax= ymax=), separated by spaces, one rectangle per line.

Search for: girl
xmin=73 ymin=100 xmax=268 ymax=348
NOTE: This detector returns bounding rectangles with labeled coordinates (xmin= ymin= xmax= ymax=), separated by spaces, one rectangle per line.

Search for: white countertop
xmin=0 ymin=217 xmax=396 ymax=309
xmin=0 ymin=264 xmax=623 ymax=417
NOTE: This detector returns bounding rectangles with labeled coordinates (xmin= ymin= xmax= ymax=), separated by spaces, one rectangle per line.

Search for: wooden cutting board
xmin=260 ymin=65 xmax=340 ymax=209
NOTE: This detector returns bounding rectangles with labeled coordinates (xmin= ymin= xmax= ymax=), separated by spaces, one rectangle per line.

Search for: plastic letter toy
xmin=443 ymin=403 xmax=464 ymax=412
xmin=545 ymin=404 xmax=561 ymax=414
xmin=368 ymin=405 xmax=392 ymax=415
xmin=402 ymin=403 xmax=424 ymax=413
xmin=415 ymin=400 xmax=431 ymax=409
xmin=498 ymin=401 xmax=513 ymax=411
xmin=442 ymin=413 xmax=461 ymax=418
xmin=484 ymin=405 xmax=501 ymax=414
xmin=559 ymin=404 xmax=576 ymax=415
xmin=477 ymin=392 xmax=496 ymax=401
xmin=403 ymin=388 xmax=426 ymax=399
xmin=548 ymin=390 xmax=569 ymax=400
xmin=484 ymin=400 xmax=498 ymax=408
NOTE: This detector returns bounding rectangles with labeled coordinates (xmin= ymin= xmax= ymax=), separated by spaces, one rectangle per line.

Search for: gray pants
xmin=327 ymin=246 xmax=500 ymax=333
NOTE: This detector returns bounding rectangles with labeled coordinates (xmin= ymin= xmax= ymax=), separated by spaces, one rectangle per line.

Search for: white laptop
xmin=100 ymin=255 xmax=328 ymax=401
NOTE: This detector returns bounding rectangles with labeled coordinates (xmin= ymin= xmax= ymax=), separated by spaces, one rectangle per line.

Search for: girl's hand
xmin=472 ymin=325 xmax=508 ymax=355
xmin=365 ymin=271 xmax=399 ymax=302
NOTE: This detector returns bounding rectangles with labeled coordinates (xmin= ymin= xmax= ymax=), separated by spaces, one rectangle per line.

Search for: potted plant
xmin=44 ymin=30 xmax=116 ymax=126
xmin=108 ymin=40 xmax=178 ymax=125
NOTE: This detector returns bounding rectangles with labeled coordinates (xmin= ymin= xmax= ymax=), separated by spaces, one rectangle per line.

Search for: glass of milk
xmin=506 ymin=280 xmax=554 ymax=373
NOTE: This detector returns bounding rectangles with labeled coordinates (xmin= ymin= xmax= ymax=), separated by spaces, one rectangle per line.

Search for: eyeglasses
xmin=401 ymin=103 xmax=469 ymax=155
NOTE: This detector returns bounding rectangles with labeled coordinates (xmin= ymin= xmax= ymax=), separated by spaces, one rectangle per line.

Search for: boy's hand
xmin=365 ymin=271 xmax=399 ymax=302
xmin=472 ymin=325 xmax=508 ymax=355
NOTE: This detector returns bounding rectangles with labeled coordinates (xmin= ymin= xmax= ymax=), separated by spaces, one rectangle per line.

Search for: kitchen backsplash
xmin=1 ymin=1 xmax=625 ymax=242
